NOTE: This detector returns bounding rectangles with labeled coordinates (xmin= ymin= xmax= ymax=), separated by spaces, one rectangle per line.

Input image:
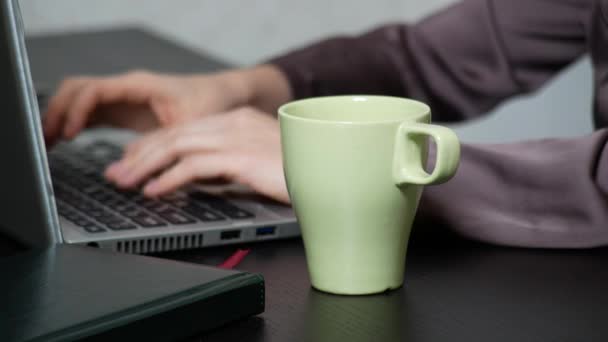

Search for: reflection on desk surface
xmin=303 ymin=289 xmax=406 ymax=342
xmin=196 ymin=236 xmax=608 ymax=342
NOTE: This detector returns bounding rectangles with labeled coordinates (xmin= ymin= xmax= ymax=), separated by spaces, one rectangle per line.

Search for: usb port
xmin=256 ymin=226 xmax=276 ymax=237
xmin=220 ymin=230 xmax=241 ymax=240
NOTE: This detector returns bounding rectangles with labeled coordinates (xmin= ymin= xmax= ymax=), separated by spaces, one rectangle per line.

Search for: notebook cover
xmin=0 ymin=244 xmax=264 ymax=341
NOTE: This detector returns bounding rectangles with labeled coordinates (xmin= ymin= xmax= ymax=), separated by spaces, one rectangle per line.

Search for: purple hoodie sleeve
xmin=270 ymin=0 xmax=608 ymax=248
xmin=420 ymin=130 xmax=608 ymax=248
xmin=269 ymin=0 xmax=587 ymax=122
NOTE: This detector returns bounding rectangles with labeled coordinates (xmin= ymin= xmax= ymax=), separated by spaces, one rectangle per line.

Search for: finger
xmin=112 ymin=134 xmax=178 ymax=188
xmin=105 ymin=129 xmax=167 ymax=182
xmin=120 ymin=114 xmax=225 ymax=167
xmin=118 ymin=128 xmax=225 ymax=188
xmin=62 ymin=71 xmax=164 ymax=139
xmin=143 ymin=154 xmax=234 ymax=197
xmin=43 ymin=77 xmax=91 ymax=142
xmin=110 ymin=111 xmax=234 ymax=190
xmin=61 ymin=76 xmax=155 ymax=139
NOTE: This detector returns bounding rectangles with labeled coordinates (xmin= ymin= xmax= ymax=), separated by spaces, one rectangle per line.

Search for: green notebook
xmin=0 ymin=245 xmax=264 ymax=341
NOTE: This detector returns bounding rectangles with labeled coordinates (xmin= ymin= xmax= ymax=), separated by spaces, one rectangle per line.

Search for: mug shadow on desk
xmin=301 ymin=289 xmax=411 ymax=342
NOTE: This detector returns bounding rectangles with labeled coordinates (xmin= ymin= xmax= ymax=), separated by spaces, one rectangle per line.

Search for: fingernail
xmin=62 ymin=127 xmax=72 ymax=139
xmin=105 ymin=163 xmax=119 ymax=178
xmin=116 ymin=174 xmax=133 ymax=187
xmin=143 ymin=180 xmax=159 ymax=195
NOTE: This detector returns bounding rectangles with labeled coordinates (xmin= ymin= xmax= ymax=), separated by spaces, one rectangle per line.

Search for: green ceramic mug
xmin=279 ymin=95 xmax=460 ymax=295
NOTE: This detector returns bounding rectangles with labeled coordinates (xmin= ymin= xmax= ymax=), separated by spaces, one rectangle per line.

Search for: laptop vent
xmin=115 ymin=234 xmax=204 ymax=254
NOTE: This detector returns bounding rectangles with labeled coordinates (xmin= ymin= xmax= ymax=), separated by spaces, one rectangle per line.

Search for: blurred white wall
xmin=20 ymin=0 xmax=455 ymax=65
xmin=19 ymin=0 xmax=594 ymax=143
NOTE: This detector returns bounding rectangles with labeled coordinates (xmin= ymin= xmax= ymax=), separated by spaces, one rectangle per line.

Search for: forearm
xmin=419 ymin=129 xmax=608 ymax=248
xmin=240 ymin=65 xmax=293 ymax=115
xmin=268 ymin=0 xmax=587 ymax=122
xmin=191 ymin=65 xmax=292 ymax=116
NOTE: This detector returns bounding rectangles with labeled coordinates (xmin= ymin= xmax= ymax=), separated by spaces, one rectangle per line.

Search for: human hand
xmin=43 ymin=65 xmax=291 ymax=145
xmin=104 ymin=107 xmax=290 ymax=204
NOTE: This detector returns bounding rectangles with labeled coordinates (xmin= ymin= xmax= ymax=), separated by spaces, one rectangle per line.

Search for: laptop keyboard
xmin=48 ymin=141 xmax=255 ymax=234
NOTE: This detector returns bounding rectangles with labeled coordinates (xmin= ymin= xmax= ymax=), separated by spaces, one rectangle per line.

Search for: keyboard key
xmin=82 ymin=225 xmax=106 ymax=233
xmin=189 ymin=191 xmax=255 ymax=219
xmin=86 ymin=174 xmax=111 ymax=186
xmin=105 ymin=198 xmax=128 ymax=210
xmin=52 ymin=182 xmax=69 ymax=195
xmin=132 ymin=216 xmax=167 ymax=228
xmin=207 ymin=202 xmax=254 ymax=219
xmin=72 ymin=219 xmax=106 ymax=233
xmin=123 ymin=210 xmax=147 ymax=218
xmin=90 ymin=191 xmax=115 ymax=203
xmin=219 ymin=207 xmax=255 ymax=219
xmin=65 ymin=212 xmax=85 ymax=222
xmin=56 ymin=201 xmax=70 ymax=214
xmin=82 ymin=170 xmax=100 ymax=178
xmin=189 ymin=191 xmax=226 ymax=206
xmin=114 ymin=204 xmax=138 ymax=213
xmin=96 ymin=215 xmax=125 ymax=225
xmin=166 ymin=199 xmax=189 ymax=208
xmin=161 ymin=192 xmax=187 ymax=201
xmin=88 ymin=210 xmax=109 ymax=219
xmin=74 ymin=219 xmax=93 ymax=227
xmin=141 ymin=199 xmax=166 ymax=211
xmin=82 ymin=185 xmax=102 ymax=194
xmin=182 ymin=205 xmax=225 ymax=222
xmin=57 ymin=207 xmax=70 ymax=216
xmin=107 ymin=222 xmax=137 ymax=230
xmin=158 ymin=209 xmax=196 ymax=225
xmin=133 ymin=196 xmax=148 ymax=205
xmin=148 ymin=203 xmax=171 ymax=214
xmin=60 ymin=193 xmax=80 ymax=206
xmin=114 ymin=189 xmax=140 ymax=199
xmin=69 ymin=177 xmax=94 ymax=188
xmin=73 ymin=201 xmax=96 ymax=211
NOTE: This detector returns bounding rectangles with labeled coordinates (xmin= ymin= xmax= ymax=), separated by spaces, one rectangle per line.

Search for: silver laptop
xmin=0 ymin=0 xmax=299 ymax=253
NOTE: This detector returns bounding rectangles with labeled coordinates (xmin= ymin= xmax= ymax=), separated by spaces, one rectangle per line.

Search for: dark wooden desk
xmin=3 ymin=27 xmax=607 ymax=341
xmin=178 ymin=235 xmax=608 ymax=342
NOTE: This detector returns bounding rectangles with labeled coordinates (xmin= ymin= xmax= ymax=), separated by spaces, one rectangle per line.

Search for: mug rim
xmin=278 ymin=95 xmax=431 ymax=125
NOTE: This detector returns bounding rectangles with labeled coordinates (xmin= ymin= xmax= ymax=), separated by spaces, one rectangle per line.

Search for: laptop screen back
xmin=0 ymin=0 xmax=62 ymax=247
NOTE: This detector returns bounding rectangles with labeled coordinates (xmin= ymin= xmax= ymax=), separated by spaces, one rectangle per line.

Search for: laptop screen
xmin=0 ymin=0 xmax=62 ymax=247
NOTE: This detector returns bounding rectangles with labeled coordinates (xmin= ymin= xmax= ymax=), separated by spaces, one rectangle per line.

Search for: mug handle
xmin=392 ymin=122 xmax=460 ymax=186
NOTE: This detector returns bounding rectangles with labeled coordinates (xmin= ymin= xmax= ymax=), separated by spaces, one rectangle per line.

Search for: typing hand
xmin=42 ymin=69 xmax=258 ymax=145
xmin=104 ymin=107 xmax=290 ymax=204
